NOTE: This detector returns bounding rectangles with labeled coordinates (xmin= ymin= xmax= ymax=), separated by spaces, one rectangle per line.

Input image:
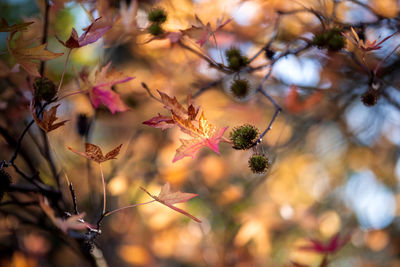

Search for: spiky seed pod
xmin=229 ymin=124 xmax=259 ymax=150
xmin=33 ymin=77 xmax=57 ymax=102
xmin=312 ymin=28 xmax=346 ymax=52
xmin=361 ymin=90 xmax=379 ymax=106
xmin=148 ymin=8 xmax=167 ymax=24
xmin=230 ymin=79 xmax=250 ymax=99
xmin=248 ymin=154 xmax=270 ymax=174
xmin=0 ymin=169 xmax=12 ymax=201
xmin=225 ymin=47 xmax=249 ymax=71
xmin=149 ymin=23 xmax=163 ymax=36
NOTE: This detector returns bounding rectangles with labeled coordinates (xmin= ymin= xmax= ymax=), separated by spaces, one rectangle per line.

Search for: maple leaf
xmin=299 ymin=232 xmax=351 ymax=254
xmin=140 ymin=182 xmax=201 ymax=223
xmin=67 ymin=143 xmax=122 ymax=163
xmin=57 ymin=18 xmax=111 ymax=49
xmin=32 ymin=104 xmax=68 ymax=132
xmin=79 ymin=62 xmax=134 ymax=114
xmin=342 ymin=27 xmax=398 ymax=53
xmin=143 ymin=91 xmax=227 ymax=162
xmin=39 ymin=196 xmax=93 ymax=233
xmin=0 ymin=18 xmax=33 ymax=32
xmin=285 ymin=85 xmax=323 ymax=114
xmin=7 ymin=32 xmax=63 ymax=77
xmin=181 ymin=15 xmax=231 ymax=47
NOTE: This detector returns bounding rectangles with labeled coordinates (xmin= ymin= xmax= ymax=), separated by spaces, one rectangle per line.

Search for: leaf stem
xmin=57 ymin=48 xmax=72 ymax=93
xmin=104 ymin=200 xmax=156 ymax=217
xmin=99 ymin=163 xmax=106 ymax=214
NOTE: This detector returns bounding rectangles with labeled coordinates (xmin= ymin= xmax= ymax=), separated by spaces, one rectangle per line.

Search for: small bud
xmin=148 ymin=8 xmax=167 ymax=24
xmin=225 ymin=47 xmax=248 ymax=71
xmin=230 ymin=78 xmax=250 ymax=99
xmin=33 ymin=77 xmax=57 ymax=102
xmin=229 ymin=124 xmax=259 ymax=150
xmin=248 ymin=154 xmax=270 ymax=174
xmin=361 ymin=90 xmax=379 ymax=106
xmin=0 ymin=169 xmax=12 ymax=201
xmin=149 ymin=23 xmax=163 ymax=36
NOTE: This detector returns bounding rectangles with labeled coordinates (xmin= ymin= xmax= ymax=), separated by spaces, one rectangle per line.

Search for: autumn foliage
xmin=1 ymin=0 xmax=400 ymax=266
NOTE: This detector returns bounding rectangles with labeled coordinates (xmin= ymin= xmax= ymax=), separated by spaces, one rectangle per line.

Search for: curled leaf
xmin=32 ymin=104 xmax=68 ymax=132
xmin=67 ymin=143 xmax=122 ymax=163
xmin=140 ymin=182 xmax=201 ymax=223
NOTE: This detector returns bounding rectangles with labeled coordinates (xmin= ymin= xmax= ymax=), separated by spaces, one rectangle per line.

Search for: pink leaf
xmin=84 ymin=62 xmax=134 ymax=114
xmin=58 ymin=18 xmax=111 ymax=49
xmin=91 ymin=86 xmax=130 ymax=114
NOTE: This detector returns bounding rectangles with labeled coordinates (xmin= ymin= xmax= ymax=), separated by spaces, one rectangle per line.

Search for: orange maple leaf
xmin=140 ymin=182 xmax=201 ymax=223
xmin=67 ymin=143 xmax=122 ymax=163
xmin=7 ymin=32 xmax=64 ymax=77
xmin=7 ymin=32 xmax=63 ymax=77
xmin=32 ymin=104 xmax=68 ymax=132
xmin=143 ymin=90 xmax=227 ymax=162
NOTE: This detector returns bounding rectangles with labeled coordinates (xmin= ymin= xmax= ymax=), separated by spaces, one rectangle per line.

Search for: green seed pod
xmin=0 ymin=169 xmax=11 ymax=201
xmin=248 ymin=154 xmax=270 ymax=174
xmin=33 ymin=77 xmax=57 ymax=102
xmin=225 ymin=48 xmax=248 ymax=71
xmin=148 ymin=8 xmax=167 ymax=24
xmin=229 ymin=124 xmax=259 ymax=150
xmin=149 ymin=23 xmax=163 ymax=36
xmin=312 ymin=28 xmax=345 ymax=52
xmin=230 ymin=78 xmax=250 ymax=99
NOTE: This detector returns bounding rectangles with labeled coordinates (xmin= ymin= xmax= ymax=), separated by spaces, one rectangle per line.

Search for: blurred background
xmin=1 ymin=0 xmax=400 ymax=266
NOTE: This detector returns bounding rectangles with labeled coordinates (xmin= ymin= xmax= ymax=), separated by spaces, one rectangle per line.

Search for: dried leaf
xmin=57 ymin=18 xmax=111 ymax=49
xmin=0 ymin=18 xmax=33 ymax=32
xmin=142 ymin=113 xmax=175 ymax=130
xmin=181 ymin=15 xmax=231 ymax=47
xmin=67 ymin=143 xmax=122 ymax=163
xmin=7 ymin=32 xmax=63 ymax=77
xmin=32 ymin=104 xmax=68 ymax=132
xmin=140 ymin=182 xmax=201 ymax=223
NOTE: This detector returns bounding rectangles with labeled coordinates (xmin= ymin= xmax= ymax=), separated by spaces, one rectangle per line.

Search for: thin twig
xmin=69 ymin=182 xmax=79 ymax=215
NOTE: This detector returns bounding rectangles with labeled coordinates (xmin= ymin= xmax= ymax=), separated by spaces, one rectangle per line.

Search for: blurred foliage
xmin=1 ymin=0 xmax=400 ymax=266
